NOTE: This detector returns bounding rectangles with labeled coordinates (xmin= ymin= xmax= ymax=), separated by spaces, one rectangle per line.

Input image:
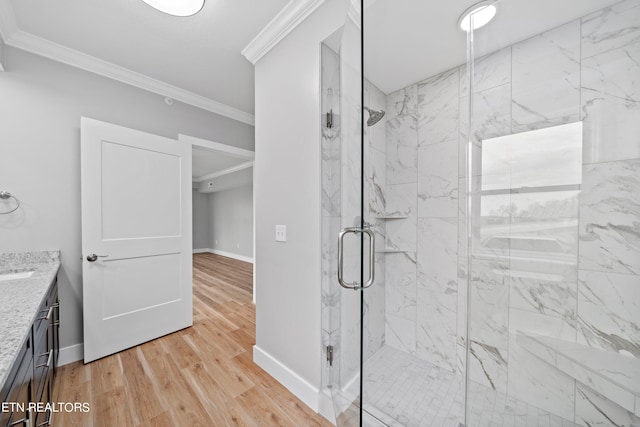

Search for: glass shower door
xmin=465 ymin=1 xmax=640 ymax=426
xmin=322 ymin=0 xmax=371 ymax=424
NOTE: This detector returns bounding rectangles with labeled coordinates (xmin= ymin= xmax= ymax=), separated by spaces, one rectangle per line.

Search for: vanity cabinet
xmin=0 ymin=278 xmax=59 ymax=427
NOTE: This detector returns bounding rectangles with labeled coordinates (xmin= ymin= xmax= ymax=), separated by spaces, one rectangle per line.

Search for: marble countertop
xmin=0 ymin=250 xmax=60 ymax=388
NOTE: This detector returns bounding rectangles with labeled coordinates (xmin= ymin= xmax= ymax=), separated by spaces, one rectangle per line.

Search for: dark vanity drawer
xmin=32 ymin=291 xmax=55 ymax=405
xmin=33 ymin=376 xmax=52 ymax=427
xmin=32 ymin=325 xmax=52 ymax=404
xmin=2 ymin=270 xmax=59 ymax=427
xmin=0 ymin=338 xmax=33 ymax=427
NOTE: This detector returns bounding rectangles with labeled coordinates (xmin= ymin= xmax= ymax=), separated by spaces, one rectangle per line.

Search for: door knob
xmin=86 ymin=254 xmax=109 ymax=262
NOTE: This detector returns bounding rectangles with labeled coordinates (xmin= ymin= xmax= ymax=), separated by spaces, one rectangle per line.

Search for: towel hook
xmin=0 ymin=191 xmax=21 ymax=214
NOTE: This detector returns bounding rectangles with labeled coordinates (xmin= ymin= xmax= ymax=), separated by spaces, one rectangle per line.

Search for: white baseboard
xmin=192 ymin=248 xmax=254 ymax=263
xmin=253 ymin=345 xmax=320 ymax=412
xmin=57 ymin=343 xmax=84 ymax=366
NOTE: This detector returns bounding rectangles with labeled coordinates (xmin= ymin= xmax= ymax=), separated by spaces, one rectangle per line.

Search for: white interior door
xmin=81 ymin=117 xmax=192 ymax=363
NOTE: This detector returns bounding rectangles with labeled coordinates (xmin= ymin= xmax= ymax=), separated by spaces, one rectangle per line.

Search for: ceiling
xmin=6 ymin=0 xmax=290 ymax=116
xmin=2 ymin=0 xmax=623 ymax=125
xmin=364 ymin=0 xmax=621 ymax=94
xmin=192 ymin=146 xmax=251 ymax=180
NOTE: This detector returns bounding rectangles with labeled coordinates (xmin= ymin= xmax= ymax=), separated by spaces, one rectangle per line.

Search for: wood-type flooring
xmin=52 ymin=253 xmax=333 ymax=427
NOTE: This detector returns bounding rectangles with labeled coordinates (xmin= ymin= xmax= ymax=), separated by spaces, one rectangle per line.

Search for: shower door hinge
xmin=326 ymin=345 xmax=334 ymax=366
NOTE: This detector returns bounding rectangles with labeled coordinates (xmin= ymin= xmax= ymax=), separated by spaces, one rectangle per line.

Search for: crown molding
xmin=6 ymin=30 xmax=255 ymax=125
xmin=195 ymin=160 xmax=254 ymax=182
xmin=0 ymin=2 xmax=255 ymax=126
xmin=242 ymin=0 xmax=326 ymax=64
xmin=179 ymin=134 xmax=255 ymax=160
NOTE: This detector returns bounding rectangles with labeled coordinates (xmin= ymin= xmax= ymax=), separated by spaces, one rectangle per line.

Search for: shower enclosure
xmin=321 ymin=0 xmax=640 ymax=426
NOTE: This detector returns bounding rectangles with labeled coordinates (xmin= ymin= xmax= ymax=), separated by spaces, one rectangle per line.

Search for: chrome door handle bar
xmin=86 ymin=253 xmax=109 ymax=262
xmin=362 ymin=226 xmax=375 ymax=289
xmin=337 ymin=226 xmax=375 ymax=290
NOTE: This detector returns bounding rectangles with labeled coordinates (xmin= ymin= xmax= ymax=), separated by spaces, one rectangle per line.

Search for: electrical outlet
xmin=275 ymin=225 xmax=286 ymax=242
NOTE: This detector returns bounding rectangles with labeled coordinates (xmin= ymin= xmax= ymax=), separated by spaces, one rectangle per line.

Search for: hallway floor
xmin=52 ymin=253 xmax=333 ymax=427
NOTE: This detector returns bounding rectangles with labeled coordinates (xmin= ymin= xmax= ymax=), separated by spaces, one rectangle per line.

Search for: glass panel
xmin=466 ymin=1 xmax=640 ymax=426
xmin=357 ymin=0 xmax=469 ymax=425
xmin=321 ymin=1 xmax=371 ymax=424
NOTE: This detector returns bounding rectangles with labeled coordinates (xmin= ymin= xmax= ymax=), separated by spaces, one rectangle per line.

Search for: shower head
xmin=364 ymin=106 xmax=385 ymax=126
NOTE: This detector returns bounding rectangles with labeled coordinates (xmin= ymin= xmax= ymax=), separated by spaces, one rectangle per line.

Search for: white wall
xmin=192 ymin=189 xmax=211 ymax=250
xmin=253 ymin=0 xmax=346 ymax=410
xmin=0 ymin=46 xmax=254 ymax=354
xmin=209 ymin=185 xmax=253 ymax=259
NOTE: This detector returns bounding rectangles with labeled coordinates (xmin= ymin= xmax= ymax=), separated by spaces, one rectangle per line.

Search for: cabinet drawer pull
xmin=38 ymin=307 xmax=53 ymax=321
xmin=38 ymin=409 xmax=52 ymax=426
xmin=8 ymin=417 xmax=28 ymax=426
xmin=36 ymin=350 xmax=53 ymax=368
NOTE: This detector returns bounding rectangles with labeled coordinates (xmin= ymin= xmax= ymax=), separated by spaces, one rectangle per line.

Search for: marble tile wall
xmin=322 ymin=1 xmax=639 ymax=425
xmin=380 ymin=0 xmax=640 ymax=425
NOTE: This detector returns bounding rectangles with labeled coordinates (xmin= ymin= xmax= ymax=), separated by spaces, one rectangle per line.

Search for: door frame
xmin=179 ymin=134 xmax=256 ymax=303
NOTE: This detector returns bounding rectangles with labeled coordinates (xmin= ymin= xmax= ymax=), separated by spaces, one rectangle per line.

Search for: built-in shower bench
xmin=517 ymin=333 xmax=640 ymax=417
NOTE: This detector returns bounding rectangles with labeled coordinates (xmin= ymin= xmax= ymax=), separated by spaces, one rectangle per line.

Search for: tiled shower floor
xmin=358 ymin=346 xmax=581 ymax=427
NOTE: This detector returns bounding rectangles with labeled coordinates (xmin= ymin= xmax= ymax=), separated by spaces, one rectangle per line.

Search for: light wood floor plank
xmin=52 ymin=253 xmax=333 ymax=427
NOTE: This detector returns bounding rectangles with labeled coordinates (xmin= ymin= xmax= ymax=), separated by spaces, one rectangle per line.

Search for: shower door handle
xmin=337 ymin=226 xmax=375 ymax=290
xmin=362 ymin=226 xmax=375 ymax=289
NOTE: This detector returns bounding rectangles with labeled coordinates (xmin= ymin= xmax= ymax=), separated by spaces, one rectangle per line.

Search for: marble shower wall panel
xmin=467 ymin=340 xmax=508 ymax=394
xmin=417 ymin=68 xmax=460 ymax=146
xmin=581 ymin=0 xmax=640 ymax=59
xmin=577 ymin=270 xmax=640 ymax=358
xmin=581 ymin=1 xmax=640 ymax=164
xmin=458 ymin=84 xmax=512 ymax=179
xmin=461 ymin=83 xmax=512 ymax=143
xmin=511 ymin=20 xmax=581 ymax=133
xmin=384 ymin=252 xmax=416 ymax=322
xmin=507 ymin=310 xmax=578 ymax=420
xmin=365 ymin=81 xmax=388 ymax=361
xmin=508 ymin=261 xmax=578 ymax=321
xmin=469 ymin=258 xmax=509 ymax=359
xmin=575 ymin=383 xmax=640 ymax=427
xmin=579 ymin=160 xmax=640 ymax=276
xmin=385 ymin=312 xmax=417 ymax=355
xmin=386 ymin=86 xmax=418 ymax=185
xmin=385 ymin=183 xmax=417 ymax=252
xmin=460 ymin=47 xmax=511 ymax=97
xmin=367 ymin=81 xmax=388 ymax=220
xmin=364 ymin=255 xmax=386 ymax=361
xmin=417 ymin=218 xmax=458 ymax=295
xmin=418 ymin=140 xmax=458 ymax=218
xmin=416 ymin=289 xmax=457 ymax=373
xmin=369 ymin=148 xmax=387 ymax=217
xmin=467 ymin=257 xmax=510 ymax=392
